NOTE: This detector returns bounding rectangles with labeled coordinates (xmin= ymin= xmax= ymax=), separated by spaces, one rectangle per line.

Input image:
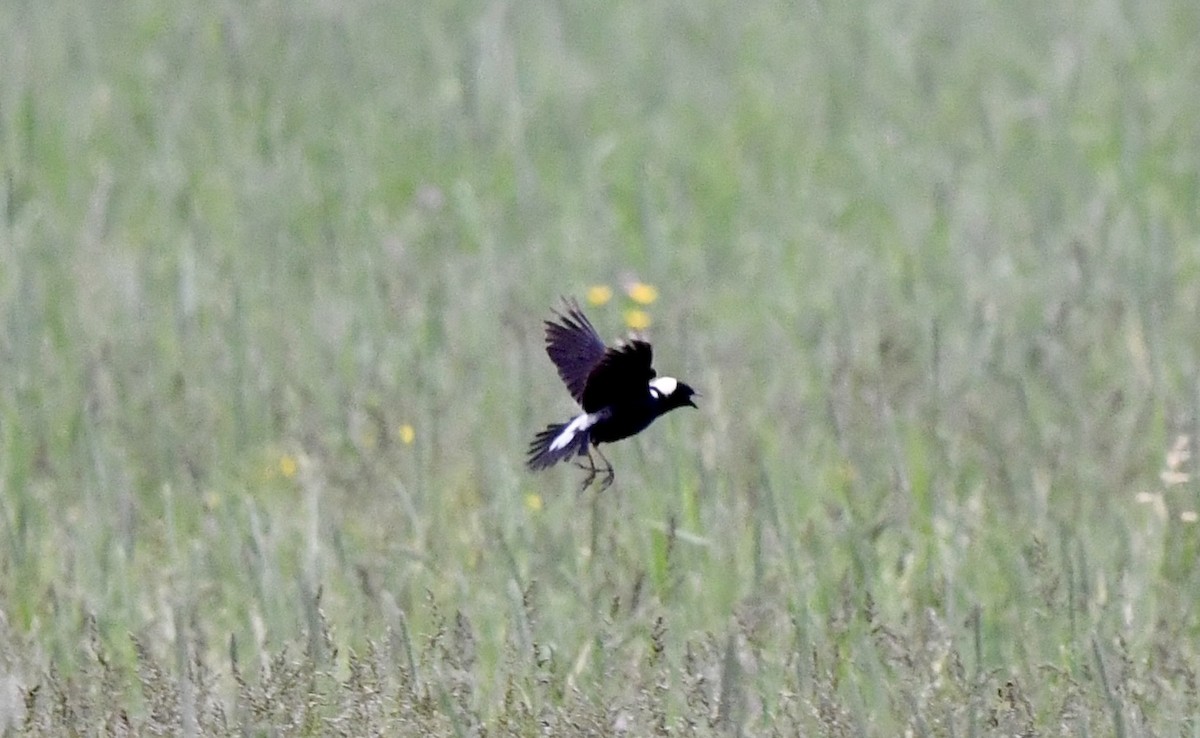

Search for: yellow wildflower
xmin=279 ymin=454 xmax=298 ymax=479
xmin=624 ymin=308 xmax=651 ymax=330
xmin=398 ymin=423 xmax=416 ymax=445
xmin=625 ymin=282 xmax=658 ymax=305
xmin=586 ymin=285 xmax=613 ymax=306
xmin=524 ymin=493 xmax=543 ymax=512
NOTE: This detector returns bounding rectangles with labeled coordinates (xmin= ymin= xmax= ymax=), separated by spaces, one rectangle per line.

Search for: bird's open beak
xmin=687 ymin=392 xmax=700 ymax=408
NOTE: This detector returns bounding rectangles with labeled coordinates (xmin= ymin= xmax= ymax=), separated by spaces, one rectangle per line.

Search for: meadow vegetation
xmin=2 ymin=0 xmax=1200 ymax=734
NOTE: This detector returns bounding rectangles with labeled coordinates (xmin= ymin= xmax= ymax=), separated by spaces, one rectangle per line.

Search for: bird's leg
xmin=594 ymin=446 xmax=615 ymax=492
xmin=573 ymin=447 xmax=598 ymax=493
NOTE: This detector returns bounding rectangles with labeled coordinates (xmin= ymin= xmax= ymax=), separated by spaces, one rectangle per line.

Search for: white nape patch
xmin=649 ymin=376 xmax=678 ymax=400
xmin=549 ymin=412 xmax=598 ymax=452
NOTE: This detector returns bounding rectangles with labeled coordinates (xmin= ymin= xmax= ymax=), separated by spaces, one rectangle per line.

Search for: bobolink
xmin=527 ymin=298 xmax=697 ymax=490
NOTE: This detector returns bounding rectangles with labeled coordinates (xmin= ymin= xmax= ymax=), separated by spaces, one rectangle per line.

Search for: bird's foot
xmin=594 ymin=448 xmax=615 ymax=492
xmin=576 ymin=468 xmax=598 ymax=493
xmin=573 ymin=454 xmax=599 ymax=493
xmin=596 ymin=468 xmax=615 ymax=493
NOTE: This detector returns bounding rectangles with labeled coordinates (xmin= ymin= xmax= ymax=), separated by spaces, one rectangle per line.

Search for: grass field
xmin=3 ymin=0 xmax=1200 ymax=734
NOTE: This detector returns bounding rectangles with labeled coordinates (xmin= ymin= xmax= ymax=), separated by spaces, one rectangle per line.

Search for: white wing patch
xmin=649 ymin=376 xmax=678 ymax=400
xmin=549 ymin=412 xmax=600 ymax=452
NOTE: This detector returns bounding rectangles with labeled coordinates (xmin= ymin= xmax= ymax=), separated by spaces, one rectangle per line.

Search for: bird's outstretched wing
xmin=581 ymin=339 xmax=655 ymax=413
xmin=544 ymin=297 xmax=607 ymax=405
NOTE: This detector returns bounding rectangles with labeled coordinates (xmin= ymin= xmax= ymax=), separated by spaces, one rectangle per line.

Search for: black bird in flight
xmin=527 ymin=297 xmax=698 ymax=491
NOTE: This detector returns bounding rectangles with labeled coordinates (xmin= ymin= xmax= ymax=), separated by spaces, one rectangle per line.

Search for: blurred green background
xmin=2 ymin=0 xmax=1200 ymax=733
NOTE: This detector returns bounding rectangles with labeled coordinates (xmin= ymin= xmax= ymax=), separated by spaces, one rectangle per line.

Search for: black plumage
xmin=527 ymin=297 xmax=697 ymax=490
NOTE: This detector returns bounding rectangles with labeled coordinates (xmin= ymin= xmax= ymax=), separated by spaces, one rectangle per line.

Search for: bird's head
xmin=649 ymin=376 xmax=699 ymax=411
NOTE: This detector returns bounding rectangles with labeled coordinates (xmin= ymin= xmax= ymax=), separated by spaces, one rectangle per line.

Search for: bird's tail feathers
xmin=527 ymin=419 xmax=591 ymax=471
